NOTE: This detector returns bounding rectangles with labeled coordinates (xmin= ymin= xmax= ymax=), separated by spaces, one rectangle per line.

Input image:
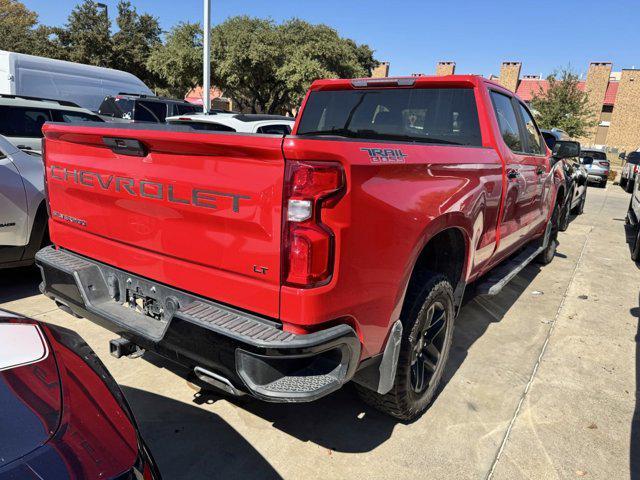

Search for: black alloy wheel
xmin=410 ymin=301 xmax=448 ymax=393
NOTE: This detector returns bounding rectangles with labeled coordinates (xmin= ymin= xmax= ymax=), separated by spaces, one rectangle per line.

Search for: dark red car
xmin=0 ymin=309 xmax=160 ymax=479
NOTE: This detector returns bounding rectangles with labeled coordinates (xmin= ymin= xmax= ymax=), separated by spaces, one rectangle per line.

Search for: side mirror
xmin=619 ymin=152 xmax=626 ymax=160
xmin=552 ymin=140 xmax=581 ymax=160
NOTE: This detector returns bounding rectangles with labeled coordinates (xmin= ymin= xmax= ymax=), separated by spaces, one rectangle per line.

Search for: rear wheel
xmin=356 ymin=273 xmax=455 ymax=421
xmin=631 ymin=227 xmax=640 ymax=262
xmin=626 ymin=179 xmax=635 ymax=193
xmin=558 ymin=197 xmax=571 ymax=232
xmin=571 ymin=189 xmax=586 ymax=215
xmin=536 ymin=201 xmax=560 ymax=265
xmin=621 ymin=178 xmax=628 ymax=190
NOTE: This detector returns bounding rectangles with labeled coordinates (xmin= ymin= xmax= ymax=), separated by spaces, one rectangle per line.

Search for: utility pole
xmin=203 ymin=0 xmax=211 ymax=113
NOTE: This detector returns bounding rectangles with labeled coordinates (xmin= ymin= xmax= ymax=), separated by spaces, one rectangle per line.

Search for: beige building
xmin=492 ymin=61 xmax=640 ymax=152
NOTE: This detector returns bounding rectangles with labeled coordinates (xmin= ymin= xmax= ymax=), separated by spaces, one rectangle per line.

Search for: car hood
xmin=0 ymin=322 xmax=62 ymax=467
xmin=0 ymin=314 xmax=144 ymax=479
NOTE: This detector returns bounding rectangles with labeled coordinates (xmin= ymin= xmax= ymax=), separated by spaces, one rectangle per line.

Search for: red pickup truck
xmin=36 ymin=75 xmax=572 ymax=420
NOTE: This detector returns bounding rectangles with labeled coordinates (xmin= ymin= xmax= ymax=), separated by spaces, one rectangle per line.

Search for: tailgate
xmin=42 ymin=123 xmax=284 ymax=318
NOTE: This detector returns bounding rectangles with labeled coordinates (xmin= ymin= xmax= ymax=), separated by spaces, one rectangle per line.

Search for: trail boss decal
xmin=49 ymin=166 xmax=251 ymax=214
xmin=0 ymin=222 xmax=16 ymax=228
xmin=360 ymin=147 xmax=407 ymax=164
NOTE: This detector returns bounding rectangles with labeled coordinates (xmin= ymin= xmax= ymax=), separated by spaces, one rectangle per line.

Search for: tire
xmin=626 ymin=179 xmax=635 ymax=193
xmin=536 ymin=201 xmax=560 ymax=265
xmin=558 ymin=198 xmax=570 ymax=232
xmin=632 ymin=227 xmax=640 ymax=262
xmin=621 ymin=178 xmax=628 ymax=190
xmin=600 ymin=178 xmax=608 ymax=189
xmin=356 ymin=273 xmax=455 ymax=421
xmin=571 ymin=190 xmax=586 ymax=215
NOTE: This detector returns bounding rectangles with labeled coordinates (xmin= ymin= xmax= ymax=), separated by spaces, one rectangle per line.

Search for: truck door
xmin=489 ymin=91 xmax=539 ymax=255
xmin=515 ymin=101 xmax=550 ymax=232
xmin=0 ymin=147 xmax=28 ymax=247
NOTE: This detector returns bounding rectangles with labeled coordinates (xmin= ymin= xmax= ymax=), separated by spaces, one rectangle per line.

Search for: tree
xmin=530 ymin=69 xmax=597 ymax=138
xmin=146 ymin=22 xmax=203 ymax=98
xmin=57 ymin=0 xmax=112 ymax=66
xmin=0 ymin=0 xmax=38 ymax=53
xmin=111 ymin=1 xmax=163 ymax=88
xmin=210 ymin=17 xmax=377 ymax=114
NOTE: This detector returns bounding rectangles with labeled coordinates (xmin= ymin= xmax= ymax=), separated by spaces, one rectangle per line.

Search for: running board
xmin=475 ymin=245 xmax=543 ymax=296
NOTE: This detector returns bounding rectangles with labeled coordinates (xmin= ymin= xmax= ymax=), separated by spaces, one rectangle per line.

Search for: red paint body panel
xmin=44 ymin=125 xmax=285 ymax=319
xmin=42 ymin=75 xmax=560 ymax=362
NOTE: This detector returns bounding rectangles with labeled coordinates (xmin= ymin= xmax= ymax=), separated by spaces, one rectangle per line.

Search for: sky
xmin=22 ymin=0 xmax=640 ymax=78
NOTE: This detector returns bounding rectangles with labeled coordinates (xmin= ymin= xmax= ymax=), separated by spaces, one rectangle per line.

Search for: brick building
xmin=494 ymin=61 xmax=640 ymax=152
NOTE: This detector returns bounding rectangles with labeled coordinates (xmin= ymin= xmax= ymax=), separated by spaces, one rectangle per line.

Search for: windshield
xmin=581 ymin=150 xmax=607 ymax=160
xmin=297 ymin=88 xmax=482 ymax=146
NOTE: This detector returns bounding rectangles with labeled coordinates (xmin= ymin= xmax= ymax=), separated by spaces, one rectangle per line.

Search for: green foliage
xmin=111 ymin=1 xmax=163 ymax=88
xmin=146 ymin=23 xmax=203 ymax=98
xmin=0 ymin=0 xmax=38 ymax=53
xmin=57 ymin=0 xmax=112 ymax=66
xmin=0 ymin=3 xmax=377 ymax=106
xmin=210 ymin=16 xmax=377 ymax=114
xmin=530 ymin=69 xmax=598 ymax=138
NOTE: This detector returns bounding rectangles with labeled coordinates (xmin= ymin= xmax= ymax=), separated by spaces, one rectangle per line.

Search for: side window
xmin=257 ymin=124 xmax=292 ymax=135
xmin=518 ymin=103 xmax=544 ymax=155
xmin=0 ymin=106 xmax=52 ymax=138
xmin=490 ymin=92 xmax=523 ymax=152
xmin=134 ymin=101 xmax=167 ymax=122
xmin=52 ymin=110 xmax=102 ymax=123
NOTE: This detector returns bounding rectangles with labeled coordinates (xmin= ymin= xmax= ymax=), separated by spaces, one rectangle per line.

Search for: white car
xmin=0 ymin=94 xmax=103 ymax=151
xmin=166 ymin=113 xmax=295 ymax=135
xmin=0 ymin=134 xmax=47 ymax=268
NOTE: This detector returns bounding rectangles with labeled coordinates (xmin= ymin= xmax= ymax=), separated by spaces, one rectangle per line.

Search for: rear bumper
xmin=35 ymin=246 xmax=361 ymax=402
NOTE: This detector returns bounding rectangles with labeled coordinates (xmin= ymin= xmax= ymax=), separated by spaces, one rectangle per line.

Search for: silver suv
xmin=0 ymin=94 xmax=103 ymax=151
xmin=0 ymin=134 xmax=47 ymax=268
xmin=579 ymin=149 xmax=610 ymax=188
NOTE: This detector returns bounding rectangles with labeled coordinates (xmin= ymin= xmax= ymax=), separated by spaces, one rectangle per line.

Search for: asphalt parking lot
xmin=1 ymin=184 xmax=638 ymax=480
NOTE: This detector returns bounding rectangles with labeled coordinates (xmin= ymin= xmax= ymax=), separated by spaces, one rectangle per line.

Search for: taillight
xmin=634 ymin=165 xmax=639 ymax=174
xmin=283 ymin=161 xmax=345 ymax=287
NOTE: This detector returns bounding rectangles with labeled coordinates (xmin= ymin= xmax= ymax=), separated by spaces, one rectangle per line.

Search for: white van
xmin=0 ymin=50 xmax=153 ymax=112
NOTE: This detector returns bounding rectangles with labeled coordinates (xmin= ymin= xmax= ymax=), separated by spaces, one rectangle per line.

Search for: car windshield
xmin=297 ymin=87 xmax=482 ymax=146
xmin=581 ymin=150 xmax=607 ymax=160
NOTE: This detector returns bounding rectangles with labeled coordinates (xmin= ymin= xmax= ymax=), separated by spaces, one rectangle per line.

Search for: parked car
xmin=0 ymin=95 xmax=103 ymax=151
xmin=625 ymin=162 xmax=640 ymax=260
xmin=620 ymin=150 xmax=640 ymax=193
xmin=37 ymin=75 xmax=570 ymax=421
xmin=166 ymin=113 xmax=295 ymax=135
xmin=0 ymin=50 xmax=153 ymax=112
xmin=98 ymin=93 xmax=200 ymax=123
xmin=579 ymin=148 xmax=610 ymax=188
xmin=0 ymin=135 xmax=48 ymax=269
xmin=541 ymin=129 xmax=587 ymax=230
xmin=0 ymin=310 xmax=161 ymax=479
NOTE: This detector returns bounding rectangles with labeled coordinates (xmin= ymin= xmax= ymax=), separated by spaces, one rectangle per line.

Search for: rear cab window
xmin=296 ymin=87 xmax=482 ymax=146
xmin=134 ymin=100 xmax=168 ymax=122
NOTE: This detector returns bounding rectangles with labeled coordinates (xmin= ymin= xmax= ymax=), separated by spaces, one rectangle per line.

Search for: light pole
xmin=96 ymin=2 xmax=108 ymax=20
xmin=203 ymin=0 xmax=211 ymax=113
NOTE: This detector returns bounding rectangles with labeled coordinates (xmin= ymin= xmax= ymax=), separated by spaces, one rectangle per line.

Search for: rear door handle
xmin=536 ymin=167 xmax=546 ymax=175
xmin=507 ymin=169 xmax=520 ymax=179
